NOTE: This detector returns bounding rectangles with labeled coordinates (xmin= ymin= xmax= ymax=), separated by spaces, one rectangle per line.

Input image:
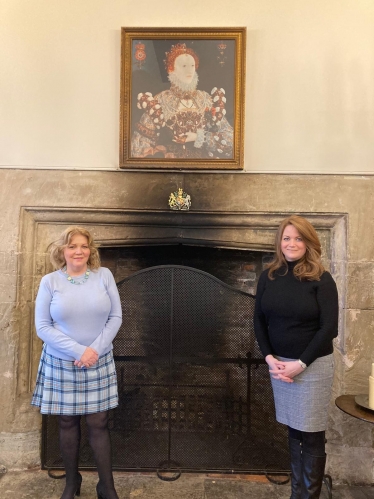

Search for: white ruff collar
xmin=168 ymin=72 xmax=199 ymax=92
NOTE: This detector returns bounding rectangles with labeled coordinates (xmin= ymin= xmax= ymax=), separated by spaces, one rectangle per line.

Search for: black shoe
xmin=60 ymin=472 xmax=82 ymax=499
xmin=289 ymin=436 xmax=302 ymax=499
xmin=300 ymin=452 xmax=326 ymax=499
xmin=75 ymin=472 xmax=82 ymax=497
xmin=96 ymin=481 xmax=119 ymax=499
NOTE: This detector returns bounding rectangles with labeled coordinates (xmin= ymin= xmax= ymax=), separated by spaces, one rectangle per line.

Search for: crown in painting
xmin=164 ymin=43 xmax=199 ymax=73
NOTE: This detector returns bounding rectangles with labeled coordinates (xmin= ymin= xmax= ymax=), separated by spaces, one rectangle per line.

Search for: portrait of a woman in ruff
xmin=120 ymin=29 xmax=245 ymax=169
xmin=131 ymin=42 xmax=234 ymax=160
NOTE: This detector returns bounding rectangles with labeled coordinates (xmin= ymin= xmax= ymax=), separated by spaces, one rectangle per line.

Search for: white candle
xmin=369 ymin=375 xmax=374 ymax=410
xmin=371 ymin=363 xmax=374 ymax=378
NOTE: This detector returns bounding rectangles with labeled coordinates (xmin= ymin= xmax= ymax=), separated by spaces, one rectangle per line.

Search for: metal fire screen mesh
xmin=42 ymin=265 xmax=289 ymax=474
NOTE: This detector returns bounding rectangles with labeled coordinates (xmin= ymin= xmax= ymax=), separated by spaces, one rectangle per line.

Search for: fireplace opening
xmin=100 ymin=244 xmax=274 ymax=294
xmin=41 ymin=246 xmax=290 ymax=477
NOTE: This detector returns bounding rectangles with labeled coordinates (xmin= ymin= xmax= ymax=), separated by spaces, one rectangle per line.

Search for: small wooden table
xmin=335 ymin=394 xmax=374 ymax=424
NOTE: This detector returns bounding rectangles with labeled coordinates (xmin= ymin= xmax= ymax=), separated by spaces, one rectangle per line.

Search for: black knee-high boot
xmin=289 ymin=436 xmax=302 ymax=498
xmin=300 ymin=431 xmax=326 ymax=499
xmin=300 ymin=452 xmax=326 ymax=498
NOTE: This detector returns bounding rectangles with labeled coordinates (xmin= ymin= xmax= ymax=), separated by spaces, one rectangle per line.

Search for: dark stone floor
xmin=0 ymin=470 xmax=373 ymax=498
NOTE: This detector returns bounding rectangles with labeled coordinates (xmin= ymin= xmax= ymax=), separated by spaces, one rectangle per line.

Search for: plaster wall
xmin=1 ymin=0 xmax=374 ymax=173
xmin=0 ymin=169 xmax=373 ymax=484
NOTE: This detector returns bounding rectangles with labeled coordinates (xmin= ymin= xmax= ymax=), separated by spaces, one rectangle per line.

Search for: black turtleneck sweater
xmin=254 ymin=261 xmax=339 ymax=366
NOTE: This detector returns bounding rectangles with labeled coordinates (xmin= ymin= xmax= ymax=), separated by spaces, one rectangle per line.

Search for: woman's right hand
xmin=265 ymin=354 xmax=294 ymax=383
xmin=74 ymin=347 xmax=98 ymax=368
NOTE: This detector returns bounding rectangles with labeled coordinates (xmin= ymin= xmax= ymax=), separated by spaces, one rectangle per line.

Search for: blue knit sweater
xmin=35 ymin=267 xmax=122 ymax=361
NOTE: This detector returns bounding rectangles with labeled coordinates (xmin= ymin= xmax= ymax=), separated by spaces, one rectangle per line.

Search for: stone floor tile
xmin=204 ymin=478 xmax=290 ymax=499
xmin=129 ymin=475 xmax=205 ymax=499
xmin=331 ymin=486 xmax=374 ymax=499
xmin=0 ymin=470 xmax=57 ymax=499
xmin=0 ymin=470 xmax=372 ymax=499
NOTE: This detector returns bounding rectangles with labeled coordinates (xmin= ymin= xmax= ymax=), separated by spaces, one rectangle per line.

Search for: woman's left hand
xmin=269 ymin=360 xmax=305 ymax=382
xmin=74 ymin=347 xmax=99 ymax=368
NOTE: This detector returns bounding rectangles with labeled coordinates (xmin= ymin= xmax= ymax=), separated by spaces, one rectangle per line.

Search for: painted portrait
xmin=120 ymin=29 xmax=246 ymax=170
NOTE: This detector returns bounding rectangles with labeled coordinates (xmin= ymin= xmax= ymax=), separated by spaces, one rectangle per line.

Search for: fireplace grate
xmin=41 ymin=265 xmax=289 ymax=476
xmin=113 ymin=389 xmax=248 ymax=434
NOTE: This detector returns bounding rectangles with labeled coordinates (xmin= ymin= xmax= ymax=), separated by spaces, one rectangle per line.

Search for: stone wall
xmin=0 ymin=169 xmax=373 ymax=483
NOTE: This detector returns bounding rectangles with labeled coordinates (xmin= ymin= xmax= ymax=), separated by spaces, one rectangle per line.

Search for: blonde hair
xmin=267 ymin=215 xmax=325 ymax=281
xmin=49 ymin=226 xmax=101 ymax=271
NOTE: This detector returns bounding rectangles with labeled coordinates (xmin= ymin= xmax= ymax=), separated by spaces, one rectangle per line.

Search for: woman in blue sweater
xmin=254 ymin=216 xmax=338 ymax=499
xmin=32 ymin=226 xmax=122 ymax=499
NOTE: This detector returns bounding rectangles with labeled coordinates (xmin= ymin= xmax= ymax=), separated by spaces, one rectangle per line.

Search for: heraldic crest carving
xmin=168 ymin=188 xmax=191 ymax=211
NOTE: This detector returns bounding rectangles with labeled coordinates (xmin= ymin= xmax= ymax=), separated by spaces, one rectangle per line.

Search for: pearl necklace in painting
xmin=62 ymin=267 xmax=90 ymax=285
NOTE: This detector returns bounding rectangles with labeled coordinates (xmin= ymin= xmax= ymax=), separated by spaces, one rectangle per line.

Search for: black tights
xmin=59 ymin=415 xmax=81 ymax=499
xmin=59 ymin=411 xmax=118 ymax=499
xmin=288 ymin=426 xmax=325 ymax=457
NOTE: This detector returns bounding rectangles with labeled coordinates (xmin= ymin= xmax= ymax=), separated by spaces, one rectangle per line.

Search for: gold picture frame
xmin=120 ymin=27 xmax=246 ymax=170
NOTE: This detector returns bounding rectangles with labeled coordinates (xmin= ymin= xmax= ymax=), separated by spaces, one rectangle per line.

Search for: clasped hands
xmin=265 ymin=355 xmax=305 ymax=383
xmin=74 ymin=347 xmax=98 ymax=369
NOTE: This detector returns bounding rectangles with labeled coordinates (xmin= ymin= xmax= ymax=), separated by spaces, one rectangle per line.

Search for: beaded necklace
xmin=62 ymin=267 xmax=90 ymax=285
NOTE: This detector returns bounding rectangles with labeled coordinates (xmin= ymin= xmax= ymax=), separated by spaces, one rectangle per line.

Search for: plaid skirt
xmin=271 ymin=354 xmax=334 ymax=432
xmin=31 ymin=344 xmax=118 ymax=415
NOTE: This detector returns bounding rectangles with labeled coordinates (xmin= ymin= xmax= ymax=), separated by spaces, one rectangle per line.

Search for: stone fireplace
xmin=0 ymin=169 xmax=373 ymax=484
xmin=16 ymin=206 xmax=347 ymax=389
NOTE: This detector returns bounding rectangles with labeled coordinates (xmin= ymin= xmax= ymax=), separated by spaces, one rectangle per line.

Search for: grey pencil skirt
xmin=270 ymin=353 xmax=334 ymax=432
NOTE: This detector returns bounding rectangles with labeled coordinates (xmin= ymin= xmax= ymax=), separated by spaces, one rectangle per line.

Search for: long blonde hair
xmin=49 ymin=226 xmax=101 ymax=271
xmin=267 ymin=215 xmax=325 ymax=281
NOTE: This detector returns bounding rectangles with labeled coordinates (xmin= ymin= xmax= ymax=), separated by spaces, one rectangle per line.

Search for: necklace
xmin=170 ymin=84 xmax=197 ymax=100
xmin=62 ymin=267 xmax=90 ymax=285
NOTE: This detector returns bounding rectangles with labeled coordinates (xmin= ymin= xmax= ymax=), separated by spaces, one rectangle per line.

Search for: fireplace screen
xmin=42 ymin=265 xmax=289 ymax=476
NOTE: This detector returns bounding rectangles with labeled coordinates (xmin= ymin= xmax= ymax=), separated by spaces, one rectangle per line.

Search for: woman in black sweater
xmin=254 ymin=215 xmax=338 ymax=499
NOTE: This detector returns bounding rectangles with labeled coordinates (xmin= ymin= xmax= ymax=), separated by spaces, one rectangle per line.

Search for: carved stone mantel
xmin=16 ymin=207 xmax=347 ymax=398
